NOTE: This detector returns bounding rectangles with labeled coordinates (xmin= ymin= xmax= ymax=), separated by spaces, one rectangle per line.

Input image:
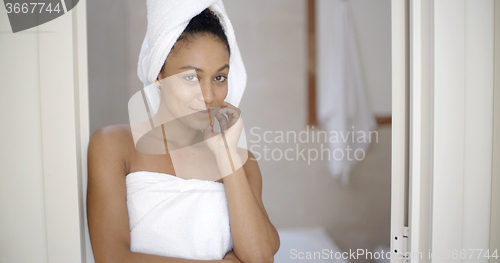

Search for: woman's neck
xmin=151 ymin=107 xmax=202 ymax=150
xmin=162 ymin=119 xmax=202 ymax=150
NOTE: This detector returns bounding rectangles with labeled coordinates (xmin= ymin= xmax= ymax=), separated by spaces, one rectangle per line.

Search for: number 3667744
xmin=5 ymin=2 xmax=62 ymax=14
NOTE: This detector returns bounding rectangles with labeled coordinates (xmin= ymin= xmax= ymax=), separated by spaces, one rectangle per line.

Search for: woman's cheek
xmin=216 ymin=87 xmax=228 ymax=103
xmin=172 ymin=86 xmax=197 ymax=102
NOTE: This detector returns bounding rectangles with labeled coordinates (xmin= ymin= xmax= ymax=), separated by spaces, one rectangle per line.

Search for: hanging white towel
xmin=316 ymin=0 xmax=377 ymax=187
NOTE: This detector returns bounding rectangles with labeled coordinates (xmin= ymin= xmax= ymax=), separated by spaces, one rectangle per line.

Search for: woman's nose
xmin=199 ymin=81 xmax=215 ymax=104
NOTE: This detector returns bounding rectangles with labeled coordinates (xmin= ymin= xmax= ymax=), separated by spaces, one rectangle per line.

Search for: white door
xmin=391 ymin=1 xmax=497 ymax=263
xmin=0 ymin=1 xmax=90 ymax=262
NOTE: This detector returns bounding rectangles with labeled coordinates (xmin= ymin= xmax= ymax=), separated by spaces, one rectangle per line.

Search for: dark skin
xmin=87 ymin=34 xmax=280 ymax=263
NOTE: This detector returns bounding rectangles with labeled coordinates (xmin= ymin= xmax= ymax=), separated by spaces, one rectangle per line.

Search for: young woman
xmin=87 ymin=7 xmax=280 ymax=263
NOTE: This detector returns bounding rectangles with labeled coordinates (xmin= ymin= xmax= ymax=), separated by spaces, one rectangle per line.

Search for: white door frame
xmin=390 ymin=0 xmax=410 ymax=262
xmin=38 ymin=0 xmax=90 ymax=262
xmin=491 ymin=0 xmax=500 ymax=257
xmin=35 ymin=0 xmax=498 ymax=262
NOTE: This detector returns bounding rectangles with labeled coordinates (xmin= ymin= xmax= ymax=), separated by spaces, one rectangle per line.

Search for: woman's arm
xmin=87 ymin=126 xmax=233 ymax=263
xmin=217 ymin=150 xmax=281 ymax=263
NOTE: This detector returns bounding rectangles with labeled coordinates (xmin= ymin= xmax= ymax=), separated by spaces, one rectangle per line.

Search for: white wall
xmin=316 ymin=0 xmax=392 ymax=117
xmin=349 ymin=0 xmax=392 ymax=116
xmin=87 ymin=0 xmax=142 ymax=135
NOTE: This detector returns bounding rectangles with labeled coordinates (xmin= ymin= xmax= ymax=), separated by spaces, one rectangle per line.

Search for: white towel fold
xmin=126 ymin=171 xmax=233 ymax=260
xmin=137 ymin=0 xmax=247 ymax=115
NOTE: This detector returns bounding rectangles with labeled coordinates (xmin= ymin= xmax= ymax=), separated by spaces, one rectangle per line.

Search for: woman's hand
xmin=223 ymin=250 xmax=243 ymax=263
xmin=203 ymin=101 xmax=244 ymax=176
xmin=203 ymin=101 xmax=243 ymax=152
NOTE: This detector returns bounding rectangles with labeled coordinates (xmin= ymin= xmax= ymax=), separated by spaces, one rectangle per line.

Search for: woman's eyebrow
xmin=179 ymin=65 xmax=202 ymax=72
xmin=217 ymin=64 xmax=229 ymax=72
xmin=178 ymin=64 xmax=229 ymax=72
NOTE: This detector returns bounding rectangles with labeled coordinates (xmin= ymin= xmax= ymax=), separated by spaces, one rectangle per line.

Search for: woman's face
xmin=156 ymin=34 xmax=230 ymax=131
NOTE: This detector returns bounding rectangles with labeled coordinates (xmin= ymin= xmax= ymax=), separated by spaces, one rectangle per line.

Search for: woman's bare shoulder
xmin=88 ymin=124 xmax=134 ymax=160
xmin=90 ymin=124 xmax=132 ymax=139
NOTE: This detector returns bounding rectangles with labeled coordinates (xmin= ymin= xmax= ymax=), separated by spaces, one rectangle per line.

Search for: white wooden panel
xmin=409 ymin=0 xmax=423 ymax=261
xmin=417 ymin=0 xmax=435 ymax=262
xmin=391 ymin=0 xmax=409 ymax=262
xmin=432 ymin=0 xmax=466 ymax=261
xmin=38 ymin=3 xmax=88 ymax=262
xmin=462 ymin=1 xmax=494 ymax=263
xmin=490 ymin=0 xmax=500 ymax=260
xmin=431 ymin=1 xmax=495 ymax=262
xmin=408 ymin=1 xmax=436 ymax=262
xmin=72 ymin=1 xmax=94 ymax=262
xmin=405 ymin=1 xmax=495 ymax=262
xmin=0 ymin=8 xmax=49 ymax=263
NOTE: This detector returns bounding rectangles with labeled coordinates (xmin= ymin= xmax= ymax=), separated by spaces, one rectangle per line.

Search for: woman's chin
xmin=184 ymin=117 xmax=211 ymax=131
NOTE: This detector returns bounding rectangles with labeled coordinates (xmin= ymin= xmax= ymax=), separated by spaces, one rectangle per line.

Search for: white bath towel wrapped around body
xmin=126 ymin=171 xmax=233 ymax=260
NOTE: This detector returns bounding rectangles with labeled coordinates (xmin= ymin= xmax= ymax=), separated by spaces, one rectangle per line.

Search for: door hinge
xmin=393 ymin=226 xmax=409 ymax=262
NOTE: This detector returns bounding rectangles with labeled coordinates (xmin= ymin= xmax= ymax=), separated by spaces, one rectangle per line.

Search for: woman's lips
xmin=190 ymin=107 xmax=211 ymax=118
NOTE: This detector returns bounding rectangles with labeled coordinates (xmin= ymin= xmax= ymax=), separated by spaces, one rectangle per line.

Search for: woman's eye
xmin=184 ymin=75 xmax=198 ymax=82
xmin=215 ymin=75 xmax=227 ymax=82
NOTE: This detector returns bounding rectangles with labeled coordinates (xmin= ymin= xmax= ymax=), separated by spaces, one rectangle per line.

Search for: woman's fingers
xmin=217 ymin=107 xmax=241 ymax=127
xmin=215 ymin=111 xmax=229 ymax=132
xmin=220 ymin=101 xmax=232 ymax=107
xmin=221 ymin=101 xmax=238 ymax=109
xmin=203 ymin=122 xmax=215 ymax=140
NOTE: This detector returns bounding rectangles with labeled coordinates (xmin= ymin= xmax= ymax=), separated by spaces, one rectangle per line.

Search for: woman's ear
xmin=155 ymin=66 xmax=164 ymax=86
xmin=155 ymin=72 xmax=162 ymax=86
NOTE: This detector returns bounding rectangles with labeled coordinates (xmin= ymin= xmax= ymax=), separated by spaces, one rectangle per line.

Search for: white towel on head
xmin=137 ymin=0 xmax=247 ymax=115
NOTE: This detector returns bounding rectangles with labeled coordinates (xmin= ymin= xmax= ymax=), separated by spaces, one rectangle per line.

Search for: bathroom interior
xmin=87 ymin=0 xmax=392 ymax=262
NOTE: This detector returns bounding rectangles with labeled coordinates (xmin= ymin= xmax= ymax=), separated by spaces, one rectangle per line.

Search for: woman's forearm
xmin=218 ymin=153 xmax=279 ymax=263
xmin=115 ymin=250 xmax=231 ymax=263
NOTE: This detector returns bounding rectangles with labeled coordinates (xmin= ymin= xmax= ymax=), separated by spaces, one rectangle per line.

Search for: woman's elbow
xmin=265 ymin=230 xmax=280 ymax=260
xmin=262 ymin=254 xmax=275 ymax=263
xmin=251 ymin=248 xmax=277 ymax=263
xmin=259 ymin=235 xmax=280 ymax=263
xmin=93 ymin=248 xmax=131 ymax=263
xmin=252 ymin=254 xmax=275 ymax=263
